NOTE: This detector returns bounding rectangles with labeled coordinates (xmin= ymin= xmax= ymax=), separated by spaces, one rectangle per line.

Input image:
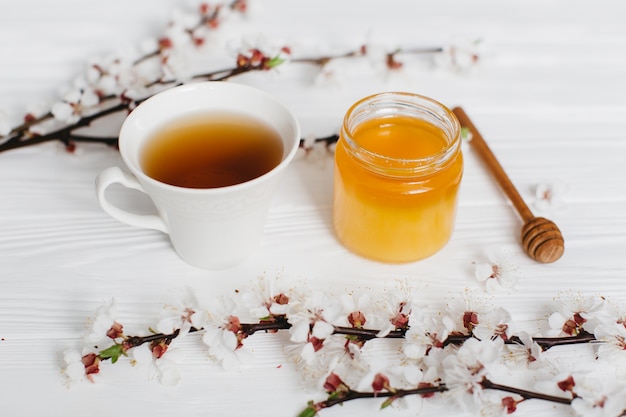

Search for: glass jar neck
xmin=340 ymin=92 xmax=461 ymax=178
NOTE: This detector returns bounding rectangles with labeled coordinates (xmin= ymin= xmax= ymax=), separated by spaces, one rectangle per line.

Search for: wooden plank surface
xmin=1 ymin=1 xmax=626 ymax=416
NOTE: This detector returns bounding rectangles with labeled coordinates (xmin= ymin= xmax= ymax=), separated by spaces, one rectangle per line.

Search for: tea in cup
xmin=95 ymin=82 xmax=300 ymax=269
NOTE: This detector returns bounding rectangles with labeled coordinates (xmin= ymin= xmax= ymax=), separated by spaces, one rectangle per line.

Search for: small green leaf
xmin=327 ymin=392 xmax=340 ymax=400
xmin=460 ymin=127 xmax=473 ymax=142
xmin=99 ymin=344 xmax=124 ymax=364
xmin=266 ymin=56 xmax=286 ymax=68
xmin=297 ymin=404 xmax=317 ymax=417
xmin=380 ymin=397 xmax=396 ymax=410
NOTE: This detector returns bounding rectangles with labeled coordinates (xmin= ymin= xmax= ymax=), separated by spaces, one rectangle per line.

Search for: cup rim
xmin=118 ymin=81 xmax=301 ymax=194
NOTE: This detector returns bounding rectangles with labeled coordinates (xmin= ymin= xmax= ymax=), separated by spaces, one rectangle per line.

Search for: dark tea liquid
xmin=140 ymin=112 xmax=284 ymax=188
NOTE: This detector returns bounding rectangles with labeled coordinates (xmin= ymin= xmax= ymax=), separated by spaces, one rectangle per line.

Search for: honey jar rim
xmin=340 ymin=91 xmax=461 ymax=177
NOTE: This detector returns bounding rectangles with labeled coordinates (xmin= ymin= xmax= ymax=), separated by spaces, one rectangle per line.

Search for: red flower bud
xmin=106 ymin=321 xmax=124 ymax=339
xmin=309 ymin=336 xmax=324 ymax=352
xmin=347 ymin=311 xmax=366 ymax=328
xmin=237 ymin=54 xmax=250 ymax=68
xmin=158 ymin=37 xmax=173 ymax=50
xmin=81 ymin=353 xmax=100 ymax=381
xmin=463 ymin=311 xmax=479 ymax=332
xmin=151 ymin=340 xmax=169 ymax=359
xmin=502 ymin=396 xmax=519 ymax=414
xmin=557 ymin=375 xmax=576 ymax=393
xmin=372 ymin=373 xmax=390 ymax=393
xmin=273 ymin=293 xmax=289 ymax=305
xmin=323 ymin=373 xmax=346 ymax=393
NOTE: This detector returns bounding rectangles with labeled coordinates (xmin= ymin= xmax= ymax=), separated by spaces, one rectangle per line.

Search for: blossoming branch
xmin=0 ymin=0 xmax=472 ymax=156
xmin=62 ymin=275 xmax=626 ymax=417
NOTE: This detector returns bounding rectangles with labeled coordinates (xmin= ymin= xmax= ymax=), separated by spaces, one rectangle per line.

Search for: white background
xmin=1 ymin=1 xmax=626 ymax=416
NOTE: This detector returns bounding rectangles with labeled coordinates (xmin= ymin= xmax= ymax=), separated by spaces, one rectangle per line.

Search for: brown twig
xmin=104 ymin=319 xmax=598 ymax=365
xmin=300 ymin=376 xmax=573 ymax=417
xmin=0 ymin=41 xmax=443 ymax=155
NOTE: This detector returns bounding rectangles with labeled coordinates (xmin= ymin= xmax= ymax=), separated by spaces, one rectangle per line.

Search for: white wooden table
xmin=1 ymin=1 xmax=626 ymax=416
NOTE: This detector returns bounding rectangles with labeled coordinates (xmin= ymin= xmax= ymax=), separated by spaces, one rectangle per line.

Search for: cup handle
xmin=95 ymin=166 xmax=168 ymax=233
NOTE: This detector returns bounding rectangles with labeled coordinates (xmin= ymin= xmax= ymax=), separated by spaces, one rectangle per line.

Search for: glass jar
xmin=333 ymin=92 xmax=463 ymax=263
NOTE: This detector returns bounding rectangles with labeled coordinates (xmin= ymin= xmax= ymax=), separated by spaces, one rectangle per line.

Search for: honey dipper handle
xmin=452 ymin=107 xmax=535 ymax=223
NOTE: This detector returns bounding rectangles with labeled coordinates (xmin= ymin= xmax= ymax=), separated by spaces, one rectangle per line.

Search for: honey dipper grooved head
xmin=521 ymin=217 xmax=564 ymax=263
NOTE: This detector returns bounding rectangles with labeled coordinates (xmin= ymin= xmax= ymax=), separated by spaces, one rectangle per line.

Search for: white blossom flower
xmin=51 ymin=86 xmax=100 ymax=124
xmin=155 ymin=287 xmax=206 ymax=336
xmin=474 ymin=249 xmax=522 ymax=293
xmin=85 ymin=60 xmax=118 ymax=96
xmin=445 ymin=289 xmax=497 ymax=336
xmin=161 ymin=48 xmax=194 ymax=82
xmin=285 ymin=334 xmax=351 ymax=388
xmin=547 ymin=293 xmax=605 ymax=337
xmin=372 ymin=280 xmax=415 ymax=337
xmin=84 ymin=300 xmax=118 ymax=345
xmin=532 ymin=181 xmax=568 ymax=214
xmin=282 ymin=290 xmax=347 ymax=383
xmin=287 ymin=290 xmax=340 ymax=344
xmin=478 ymin=391 xmax=522 ymax=417
xmin=128 ymin=343 xmax=183 ymax=386
xmin=85 ymin=51 xmax=140 ymax=97
xmin=593 ymin=319 xmax=626 ymax=378
xmin=169 ymin=7 xmax=202 ymax=36
xmin=61 ymin=348 xmax=87 ymax=384
xmin=442 ymin=337 xmax=503 ymax=411
xmin=533 ymin=352 xmax=598 ymax=399
xmin=503 ymin=331 xmax=545 ymax=370
xmin=25 ymin=99 xmax=51 ymax=119
xmin=129 ymin=343 xmax=153 ymax=370
xmin=200 ymin=297 xmax=254 ymax=370
xmin=433 ymin=37 xmax=481 ymax=72
xmin=70 ymin=79 xmax=101 ymax=107
xmin=472 ymin=306 xmax=513 ymax=342
xmin=357 ymin=367 xmax=399 ymax=396
xmin=570 ymin=361 xmax=626 ymax=417
xmin=50 ymin=101 xmax=76 ymax=124
xmin=240 ymin=274 xmax=291 ymax=321
xmin=403 ymin=309 xmax=454 ymax=360
xmin=154 ymin=346 xmax=184 ymax=387
xmin=25 ymin=114 xmax=62 ymax=137
xmin=337 ymin=290 xmax=385 ymax=330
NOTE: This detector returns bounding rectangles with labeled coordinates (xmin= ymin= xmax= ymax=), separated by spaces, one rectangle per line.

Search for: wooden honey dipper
xmin=452 ymin=107 xmax=564 ymax=263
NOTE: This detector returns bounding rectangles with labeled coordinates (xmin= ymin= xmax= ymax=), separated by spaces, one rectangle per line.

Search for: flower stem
xmin=481 ymin=377 xmax=572 ymax=405
xmin=106 ymin=323 xmax=598 ymax=362
xmin=529 ymin=331 xmax=596 ymax=351
xmin=308 ymin=384 xmax=449 ymax=413
xmin=0 ymin=41 xmax=442 ymax=155
xmin=302 ymin=377 xmax=573 ymax=416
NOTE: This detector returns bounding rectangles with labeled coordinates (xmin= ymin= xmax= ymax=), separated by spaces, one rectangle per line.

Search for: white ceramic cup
xmin=95 ymin=82 xmax=300 ymax=269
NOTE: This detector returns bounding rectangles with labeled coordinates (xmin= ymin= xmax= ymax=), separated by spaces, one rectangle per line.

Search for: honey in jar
xmin=333 ymin=92 xmax=463 ymax=263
